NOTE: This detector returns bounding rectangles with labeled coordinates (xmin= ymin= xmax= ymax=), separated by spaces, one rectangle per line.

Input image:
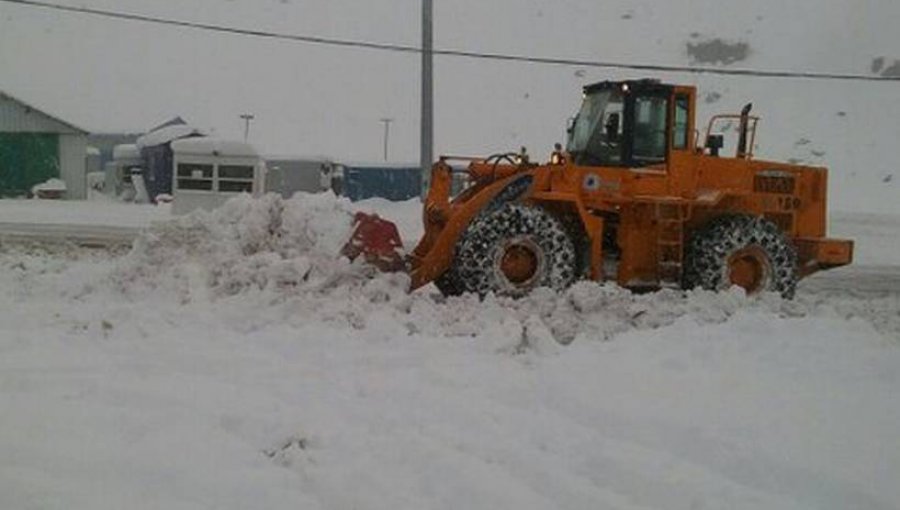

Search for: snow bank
xmin=114 ymin=192 xmax=366 ymax=299
xmin=103 ymin=194 xmax=899 ymax=346
xmin=0 ymin=192 xmax=890 ymax=348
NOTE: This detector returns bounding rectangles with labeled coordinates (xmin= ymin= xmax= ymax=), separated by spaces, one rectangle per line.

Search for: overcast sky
xmin=1 ymin=0 xmax=899 ymax=202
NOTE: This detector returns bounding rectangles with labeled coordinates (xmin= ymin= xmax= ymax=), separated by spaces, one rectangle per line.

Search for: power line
xmin=2 ymin=0 xmax=419 ymax=53
xmin=3 ymin=0 xmax=900 ymax=83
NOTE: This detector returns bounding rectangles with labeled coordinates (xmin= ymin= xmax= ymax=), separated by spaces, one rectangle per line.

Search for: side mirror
xmin=706 ymin=134 xmax=724 ymax=157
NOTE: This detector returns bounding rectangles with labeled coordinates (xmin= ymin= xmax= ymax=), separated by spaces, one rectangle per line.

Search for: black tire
xmin=452 ymin=203 xmax=576 ymax=297
xmin=434 ymin=268 xmax=464 ymax=296
xmin=684 ymin=215 xmax=798 ymax=298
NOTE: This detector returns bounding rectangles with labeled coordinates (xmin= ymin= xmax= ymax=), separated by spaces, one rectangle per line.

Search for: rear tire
xmin=453 ymin=203 xmax=576 ymax=297
xmin=685 ymin=215 xmax=797 ymax=298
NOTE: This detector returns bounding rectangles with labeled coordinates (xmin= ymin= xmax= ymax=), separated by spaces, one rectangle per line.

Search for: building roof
xmin=149 ymin=116 xmax=189 ymax=133
xmin=583 ymin=79 xmax=669 ymax=95
xmin=136 ymin=125 xmax=203 ymax=149
xmin=0 ymin=90 xmax=89 ymax=135
xmin=171 ymin=137 xmax=259 ymax=158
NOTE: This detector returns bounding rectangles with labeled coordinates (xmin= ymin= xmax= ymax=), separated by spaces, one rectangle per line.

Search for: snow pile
xmin=114 ymin=192 xmax=366 ymax=300
xmin=98 ymin=193 xmax=900 ymax=348
xmin=103 ymin=193 xmax=753 ymax=346
xmin=31 ymin=177 xmax=66 ymax=195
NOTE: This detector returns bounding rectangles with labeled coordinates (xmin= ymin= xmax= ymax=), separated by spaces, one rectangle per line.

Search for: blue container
xmin=342 ymin=165 xmax=421 ymax=202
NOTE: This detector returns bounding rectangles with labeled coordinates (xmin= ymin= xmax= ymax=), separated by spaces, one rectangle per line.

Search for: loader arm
xmin=407 ymin=163 xmax=536 ymax=290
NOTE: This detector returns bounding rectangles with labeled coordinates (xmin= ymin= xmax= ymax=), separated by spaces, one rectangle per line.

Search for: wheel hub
xmin=495 ymin=236 xmax=544 ymax=289
xmin=500 ymin=245 xmax=538 ymax=284
xmin=727 ymin=246 xmax=771 ymax=294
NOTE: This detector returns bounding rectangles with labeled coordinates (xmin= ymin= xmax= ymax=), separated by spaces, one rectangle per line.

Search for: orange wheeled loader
xmin=344 ymin=79 xmax=853 ymax=298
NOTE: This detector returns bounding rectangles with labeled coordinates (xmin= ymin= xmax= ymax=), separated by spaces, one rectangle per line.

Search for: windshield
xmin=566 ymin=90 xmax=625 ymax=165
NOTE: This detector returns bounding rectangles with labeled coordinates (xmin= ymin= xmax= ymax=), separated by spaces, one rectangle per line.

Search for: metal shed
xmin=341 ymin=163 xmax=422 ymax=202
xmin=264 ymin=157 xmax=333 ymax=197
xmin=0 ymin=91 xmax=89 ymax=198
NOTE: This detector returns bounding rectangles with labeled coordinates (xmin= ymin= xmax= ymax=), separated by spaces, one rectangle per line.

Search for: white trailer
xmin=170 ymin=138 xmax=265 ymax=214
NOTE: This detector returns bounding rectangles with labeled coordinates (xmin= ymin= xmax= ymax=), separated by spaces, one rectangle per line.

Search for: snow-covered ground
xmin=0 ymin=199 xmax=172 ymax=245
xmin=1 ymin=194 xmax=899 ymax=509
xmin=0 ymin=199 xmax=171 ymax=228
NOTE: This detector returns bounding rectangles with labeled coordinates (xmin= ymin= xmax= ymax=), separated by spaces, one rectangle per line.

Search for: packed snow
xmin=0 ymin=199 xmax=169 ymax=229
xmin=1 ymin=193 xmax=899 ymax=509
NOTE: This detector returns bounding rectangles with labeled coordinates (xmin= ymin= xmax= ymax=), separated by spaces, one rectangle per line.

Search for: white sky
xmin=1 ymin=0 xmax=899 ymax=210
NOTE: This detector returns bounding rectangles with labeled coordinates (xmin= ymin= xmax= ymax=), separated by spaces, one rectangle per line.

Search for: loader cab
xmin=566 ymin=80 xmax=694 ymax=169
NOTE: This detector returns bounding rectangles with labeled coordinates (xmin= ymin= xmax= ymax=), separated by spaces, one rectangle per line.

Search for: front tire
xmin=684 ymin=215 xmax=798 ymax=298
xmin=453 ymin=203 xmax=576 ymax=297
xmin=434 ymin=268 xmax=464 ymax=296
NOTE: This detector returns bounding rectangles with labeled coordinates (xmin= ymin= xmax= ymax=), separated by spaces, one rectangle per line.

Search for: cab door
xmin=627 ymin=93 xmax=670 ymax=171
xmin=667 ymin=87 xmax=698 ymax=196
xmin=623 ymin=90 xmax=670 ymax=197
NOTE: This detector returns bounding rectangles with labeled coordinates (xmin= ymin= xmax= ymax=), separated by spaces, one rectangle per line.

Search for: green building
xmin=0 ymin=91 xmax=89 ymax=198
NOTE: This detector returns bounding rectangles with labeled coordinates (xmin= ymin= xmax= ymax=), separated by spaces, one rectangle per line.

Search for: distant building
xmin=0 ymin=91 xmax=89 ymax=198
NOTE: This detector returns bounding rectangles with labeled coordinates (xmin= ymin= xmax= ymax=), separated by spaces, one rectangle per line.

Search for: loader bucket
xmin=341 ymin=212 xmax=406 ymax=272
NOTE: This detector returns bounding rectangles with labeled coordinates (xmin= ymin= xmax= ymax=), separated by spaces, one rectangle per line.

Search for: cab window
xmin=632 ymin=95 xmax=667 ymax=164
xmin=673 ymin=95 xmax=690 ymax=150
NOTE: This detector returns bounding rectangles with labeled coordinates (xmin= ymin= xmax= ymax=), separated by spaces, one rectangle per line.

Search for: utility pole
xmin=379 ymin=118 xmax=393 ymax=162
xmin=420 ymin=0 xmax=433 ymax=197
xmin=240 ymin=113 xmax=255 ymax=141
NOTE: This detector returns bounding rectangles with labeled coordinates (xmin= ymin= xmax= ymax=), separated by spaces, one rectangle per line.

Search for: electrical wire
xmin=3 ymin=0 xmax=899 ymax=83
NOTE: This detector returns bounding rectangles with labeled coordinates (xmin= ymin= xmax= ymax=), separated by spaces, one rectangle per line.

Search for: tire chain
xmin=684 ymin=215 xmax=798 ymax=298
xmin=451 ymin=203 xmax=576 ymax=297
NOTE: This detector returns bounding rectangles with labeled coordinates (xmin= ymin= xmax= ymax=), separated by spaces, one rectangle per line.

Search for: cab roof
xmin=583 ymin=79 xmax=674 ymax=95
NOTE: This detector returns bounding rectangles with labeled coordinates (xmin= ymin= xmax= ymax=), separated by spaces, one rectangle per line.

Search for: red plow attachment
xmin=341 ymin=212 xmax=406 ymax=272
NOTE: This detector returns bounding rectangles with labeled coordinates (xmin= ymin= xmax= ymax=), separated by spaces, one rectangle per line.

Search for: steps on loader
xmin=655 ymin=204 xmax=687 ymax=288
